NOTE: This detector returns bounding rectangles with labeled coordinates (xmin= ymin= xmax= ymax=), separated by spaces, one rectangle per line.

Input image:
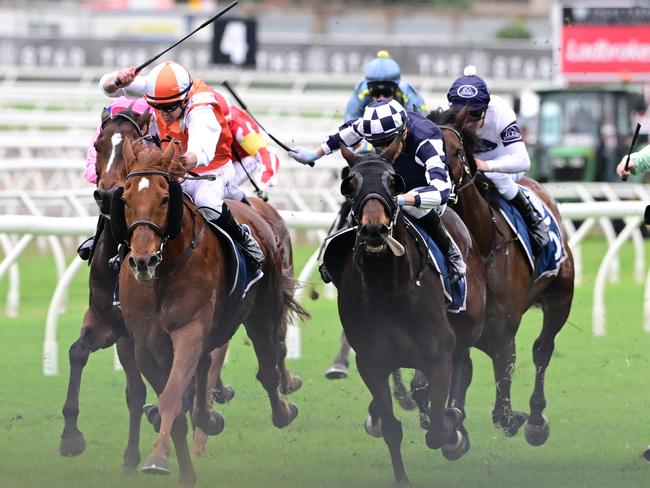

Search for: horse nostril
xmin=379 ymin=224 xmax=389 ymax=237
xmin=128 ymin=256 xmax=137 ymax=270
xmin=147 ymin=255 xmax=160 ymax=268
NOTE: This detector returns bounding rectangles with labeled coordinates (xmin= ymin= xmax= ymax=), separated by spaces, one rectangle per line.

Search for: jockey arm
xmin=400 ymin=137 xmax=451 ymax=209
xmin=344 ymin=80 xmax=371 ymax=122
xmin=480 ymin=139 xmax=531 ymax=174
xmin=185 ymin=105 xmax=222 ymax=169
xmin=617 ymin=143 xmax=650 ymax=179
xmin=99 ymin=68 xmax=147 ymax=99
xmin=397 ymin=81 xmax=429 ymax=114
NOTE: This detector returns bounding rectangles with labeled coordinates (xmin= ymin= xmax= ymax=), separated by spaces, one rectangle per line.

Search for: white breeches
xmin=181 ymin=161 xmax=235 ymax=215
xmin=484 ymin=171 xmax=524 ymax=201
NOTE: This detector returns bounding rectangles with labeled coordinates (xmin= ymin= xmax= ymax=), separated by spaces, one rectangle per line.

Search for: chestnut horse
xmin=114 ymin=138 xmax=307 ymax=486
xmin=59 ymin=107 xmax=150 ymax=472
xmin=328 ymin=141 xmax=485 ymax=485
xmin=429 ymin=108 xmax=575 ymax=445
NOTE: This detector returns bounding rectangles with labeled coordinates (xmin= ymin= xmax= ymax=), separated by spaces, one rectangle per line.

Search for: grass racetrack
xmin=1 ymin=238 xmax=649 ymax=487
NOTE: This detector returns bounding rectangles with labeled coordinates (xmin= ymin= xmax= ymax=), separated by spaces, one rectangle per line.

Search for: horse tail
xmin=280 ymin=272 xmax=311 ymax=328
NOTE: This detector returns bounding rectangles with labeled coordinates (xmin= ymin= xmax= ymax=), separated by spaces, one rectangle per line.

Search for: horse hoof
xmin=419 ymin=412 xmax=430 ymax=430
xmin=394 ymin=476 xmax=411 ymax=487
xmin=213 ymin=385 xmax=235 ymax=404
xmin=273 ymin=402 xmax=299 ymax=428
xmin=324 ymin=363 xmax=348 ymax=379
xmin=643 ymin=446 xmax=650 ymax=461
xmin=143 ymin=404 xmax=161 ymax=433
xmin=524 ymin=416 xmax=550 ymax=446
xmin=201 ymin=411 xmax=225 ymax=436
xmin=122 ymin=464 xmax=138 ymax=476
xmin=141 ymin=455 xmax=170 ymax=476
xmin=395 ymin=392 xmax=417 ymax=411
xmin=442 ymin=430 xmax=469 ymax=461
xmin=495 ymin=411 xmax=528 ymax=437
xmin=364 ymin=415 xmax=382 ymax=438
xmin=280 ymin=375 xmax=303 ymax=395
xmin=59 ymin=432 xmax=86 ymax=457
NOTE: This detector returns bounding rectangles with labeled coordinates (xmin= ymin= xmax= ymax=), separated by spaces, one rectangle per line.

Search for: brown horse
xmin=429 ymin=108 xmax=575 ymax=445
xmin=326 ymin=141 xmax=485 ymax=485
xmin=114 ymin=138 xmax=307 ymax=486
xmin=59 ymin=107 xmax=150 ymax=472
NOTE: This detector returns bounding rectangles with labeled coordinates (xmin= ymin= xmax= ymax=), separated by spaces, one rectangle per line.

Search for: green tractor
xmin=527 ymin=85 xmax=646 ymax=182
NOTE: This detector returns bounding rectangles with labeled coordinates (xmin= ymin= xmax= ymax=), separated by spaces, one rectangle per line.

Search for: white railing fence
xmin=1 ymin=200 xmax=649 ymax=376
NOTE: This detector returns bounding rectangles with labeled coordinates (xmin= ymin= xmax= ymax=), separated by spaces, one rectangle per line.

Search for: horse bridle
xmin=440 ymin=125 xmax=476 ymax=202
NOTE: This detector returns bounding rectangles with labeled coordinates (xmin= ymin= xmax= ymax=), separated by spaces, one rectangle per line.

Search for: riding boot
xmin=76 ymin=236 xmax=94 ymax=261
xmin=509 ymin=189 xmax=549 ymax=256
xmin=415 ymin=211 xmax=466 ymax=283
xmin=213 ymin=203 xmax=264 ymax=269
xmin=240 ymin=195 xmax=252 ymax=206
xmin=109 ymin=244 xmax=126 ymax=308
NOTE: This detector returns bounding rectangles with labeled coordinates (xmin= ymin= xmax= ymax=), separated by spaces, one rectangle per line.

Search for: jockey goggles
xmin=148 ymin=99 xmax=184 ymax=113
xmin=369 ymin=82 xmax=397 ymax=99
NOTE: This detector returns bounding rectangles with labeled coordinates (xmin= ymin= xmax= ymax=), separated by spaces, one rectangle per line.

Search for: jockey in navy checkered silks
xmin=447 ymin=65 xmax=549 ymax=255
xmin=289 ymin=98 xmax=466 ymax=283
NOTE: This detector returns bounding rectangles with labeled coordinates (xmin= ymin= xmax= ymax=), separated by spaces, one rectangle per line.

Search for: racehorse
xmin=114 ymin=137 xmax=307 ymax=486
xmin=429 ymin=108 xmax=575 ymax=445
xmin=325 ymin=140 xmax=485 ymax=484
xmin=59 ymin=107 xmax=150 ymax=472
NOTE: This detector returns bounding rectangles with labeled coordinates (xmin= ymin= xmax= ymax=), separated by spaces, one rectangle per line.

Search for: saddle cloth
xmin=321 ymin=223 xmax=467 ymax=313
xmin=495 ymin=184 xmax=567 ymax=280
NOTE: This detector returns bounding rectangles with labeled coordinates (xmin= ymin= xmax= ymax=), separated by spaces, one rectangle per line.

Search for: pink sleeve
xmin=84 ymin=125 xmax=101 ymax=184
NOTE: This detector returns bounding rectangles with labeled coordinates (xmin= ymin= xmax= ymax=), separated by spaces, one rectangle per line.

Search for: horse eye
xmin=161 ymin=195 xmax=170 ymax=206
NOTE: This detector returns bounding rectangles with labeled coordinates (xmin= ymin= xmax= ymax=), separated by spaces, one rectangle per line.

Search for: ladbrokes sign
xmin=561 ymin=5 xmax=650 ymax=81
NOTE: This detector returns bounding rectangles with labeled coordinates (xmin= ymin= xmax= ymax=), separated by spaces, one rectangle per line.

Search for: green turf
xmin=1 ymin=239 xmax=649 ymax=487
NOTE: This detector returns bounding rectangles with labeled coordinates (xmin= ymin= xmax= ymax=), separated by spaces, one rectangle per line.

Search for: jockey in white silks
xmin=446 ymin=65 xmax=549 ymax=255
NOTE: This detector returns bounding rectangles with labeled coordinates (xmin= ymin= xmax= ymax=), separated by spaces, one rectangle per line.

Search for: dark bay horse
xmin=429 ymin=108 xmax=575 ymax=445
xmin=329 ymin=141 xmax=485 ymax=485
xmin=115 ymin=138 xmax=307 ymax=486
xmin=59 ymin=107 xmax=150 ymax=472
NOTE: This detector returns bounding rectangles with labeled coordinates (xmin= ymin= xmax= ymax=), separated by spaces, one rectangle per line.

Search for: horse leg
xmin=277 ymin=321 xmax=302 ymax=395
xmin=357 ymin=355 xmax=409 ymax=487
xmin=489 ymin=331 xmax=528 ymax=437
xmin=141 ymin=322 xmax=204 ymax=479
xmin=423 ymin=356 xmax=458 ymax=452
xmin=244 ymin=319 xmax=298 ymax=428
xmin=391 ymin=369 xmax=417 ymax=411
xmin=191 ymin=352 xmax=225 ymax=437
xmin=209 ymin=344 xmax=235 ymax=404
xmin=115 ymin=336 xmax=147 ymax=474
xmin=525 ymin=282 xmax=572 ymax=446
xmin=324 ymin=331 xmax=351 ymax=379
xmin=170 ymin=412 xmax=196 ymax=488
xmin=410 ymin=370 xmax=430 ymax=429
xmin=60 ymin=310 xmax=119 ymax=457
xmin=442 ymin=347 xmax=472 ymax=460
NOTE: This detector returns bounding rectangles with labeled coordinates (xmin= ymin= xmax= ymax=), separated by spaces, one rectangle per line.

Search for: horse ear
xmin=101 ymin=107 xmax=110 ymax=124
xmin=137 ymin=108 xmax=151 ymax=133
xmin=122 ymin=136 xmax=136 ymax=172
xmin=455 ymin=106 xmax=469 ymax=132
xmin=380 ymin=132 xmax=403 ymax=163
xmin=162 ymin=138 xmax=176 ymax=163
xmin=339 ymin=143 xmax=359 ymax=167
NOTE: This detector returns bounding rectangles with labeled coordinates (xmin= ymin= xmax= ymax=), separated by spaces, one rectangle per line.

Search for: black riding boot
xmin=76 ymin=236 xmax=94 ymax=261
xmin=415 ymin=211 xmax=466 ymax=283
xmin=509 ymin=189 xmax=549 ymax=256
xmin=213 ymin=203 xmax=264 ymax=269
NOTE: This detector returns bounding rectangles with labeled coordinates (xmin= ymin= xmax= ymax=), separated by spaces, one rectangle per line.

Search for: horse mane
xmin=427 ymin=109 xmax=479 ymax=175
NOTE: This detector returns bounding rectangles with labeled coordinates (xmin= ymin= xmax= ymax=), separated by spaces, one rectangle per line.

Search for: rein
xmin=101 ymin=112 xmax=144 ymax=137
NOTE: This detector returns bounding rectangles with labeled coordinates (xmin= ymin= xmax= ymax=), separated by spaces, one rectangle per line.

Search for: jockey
xmin=99 ymin=61 xmax=264 ymax=268
xmin=85 ymin=96 xmax=151 ymax=184
xmin=616 ymin=143 xmax=650 ymax=180
xmin=345 ymin=50 xmax=429 ymax=121
xmin=290 ymin=98 xmax=465 ymax=283
xmin=447 ymin=65 xmax=549 ymax=256
xmin=212 ymin=90 xmax=280 ymax=202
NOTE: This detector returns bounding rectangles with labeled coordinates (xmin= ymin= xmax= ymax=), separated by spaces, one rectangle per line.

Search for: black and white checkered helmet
xmin=361 ymin=99 xmax=408 ymax=145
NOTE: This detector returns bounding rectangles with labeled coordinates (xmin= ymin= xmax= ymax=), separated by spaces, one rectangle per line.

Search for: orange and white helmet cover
xmin=144 ymin=61 xmax=193 ymax=104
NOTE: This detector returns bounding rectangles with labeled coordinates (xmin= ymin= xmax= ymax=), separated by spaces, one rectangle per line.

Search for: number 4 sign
xmin=212 ymin=17 xmax=257 ymax=67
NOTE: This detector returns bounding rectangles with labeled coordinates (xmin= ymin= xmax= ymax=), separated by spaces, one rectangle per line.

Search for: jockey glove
xmin=289 ymin=147 xmax=320 ymax=165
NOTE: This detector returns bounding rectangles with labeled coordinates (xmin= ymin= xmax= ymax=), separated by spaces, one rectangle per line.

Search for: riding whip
xmin=622 ymin=122 xmax=642 ymax=181
xmin=135 ymin=1 xmax=238 ymax=74
xmin=220 ymin=80 xmax=314 ymax=166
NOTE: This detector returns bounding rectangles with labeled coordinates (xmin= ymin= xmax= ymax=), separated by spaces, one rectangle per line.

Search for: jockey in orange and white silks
xmin=99 ymin=61 xmax=264 ymax=267
xmin=212 ymin=90 xmax=280 ymax=201
xmin=447 ymin=65 xmax=549 ymax=256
